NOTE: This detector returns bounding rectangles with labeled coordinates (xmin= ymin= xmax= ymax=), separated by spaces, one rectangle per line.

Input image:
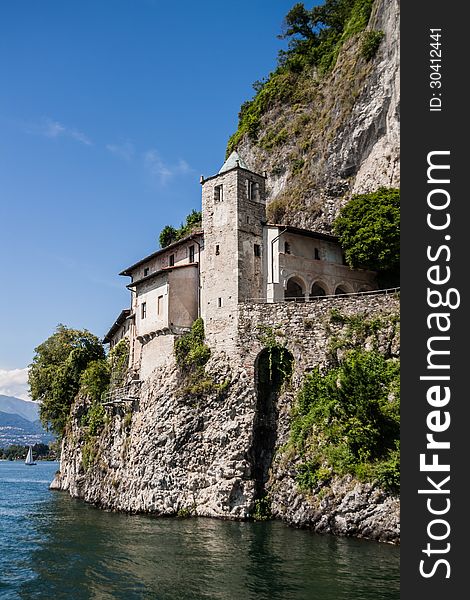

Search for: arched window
xmin=335 ymin=285 xmax=347 ymax=295
xmin=286 ymin=277 xmax=305 ymax=302
xmin=310 ymin=283 xmax=326 ymax=297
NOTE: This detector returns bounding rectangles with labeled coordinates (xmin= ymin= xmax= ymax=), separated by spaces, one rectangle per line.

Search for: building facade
xmin=105 ymin=152 xmax=377 ymax=377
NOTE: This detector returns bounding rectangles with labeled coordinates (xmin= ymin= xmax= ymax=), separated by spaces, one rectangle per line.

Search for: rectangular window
xmin=144 ymin=267 xmax=149 ymax=276
xmin=247 ymin=179 xmax=259 ymax=200
xmin=314 ymin=248 xmax=320 ymax=260
xmin=169 ymin=254 xmax=175 ymax=266
xmin=141 ymin=302 xmax=147 ymax=319
xmin=284 ymin=242 xmax=291 ymax=254
xmin=215 ymin=244 xmax=220 ymax=256
xmin=189 ymin=245 xmax=195 ymax=263
xmin=217 ymin=297 xmax=223 ymax=308
xmin=214 ymin=184 xmax=223 ymax=202
xmin=254 ymin=244 xmax=261 ymax=257
xmin=157 ymin=295 xmax=163 ymax=315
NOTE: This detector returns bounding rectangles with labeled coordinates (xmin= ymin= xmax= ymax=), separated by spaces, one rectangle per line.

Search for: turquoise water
xmin=0 ymin=460 xmax=399 ymax=599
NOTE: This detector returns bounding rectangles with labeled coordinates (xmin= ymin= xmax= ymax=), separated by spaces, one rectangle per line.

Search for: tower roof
xmin=218 ymin=151 xmax=249 ymax=174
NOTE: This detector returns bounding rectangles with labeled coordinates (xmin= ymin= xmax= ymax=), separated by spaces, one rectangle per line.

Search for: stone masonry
xmin=52 ymin=291 xmax=400 ymax=543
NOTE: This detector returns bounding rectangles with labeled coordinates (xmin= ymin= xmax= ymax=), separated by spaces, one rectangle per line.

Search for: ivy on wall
xmin=284 ymin=309 xmax=400 ymax=494
xmin=174 ymin=318 xmax=229 ymax=401
xmin=290 ymin=348 xmax=400 ymax=493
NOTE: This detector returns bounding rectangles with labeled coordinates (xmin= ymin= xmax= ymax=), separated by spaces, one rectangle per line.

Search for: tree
xmin=159 ymin=225 xmax=178 ymax=248
xmin=279 ymin=3 xmax=316 ymax=42
xmin=333 ymin=187 xmax=400 ymax=284
xmin=278 ymin=0 xmax=357 ymax=52
xmin=176 ymin=209 xmax=202 ymax=240
xmin=159 ymin=210 xmax=202 ymax=248
xmin=28 ymin=325 xmax=105 ymax=437
xmin=79 ymin=359 xmax=110 ymax=402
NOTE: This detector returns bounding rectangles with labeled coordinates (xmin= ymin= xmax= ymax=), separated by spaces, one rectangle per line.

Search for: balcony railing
xmin=102 ymin=384 xmax=140 ymax=406
xmin=244 ymin=287 xmax=400 ymax=303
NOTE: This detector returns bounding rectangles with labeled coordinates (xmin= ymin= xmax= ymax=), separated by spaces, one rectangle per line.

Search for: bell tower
xmin=199 ymin=151 xmax=267 ymax=345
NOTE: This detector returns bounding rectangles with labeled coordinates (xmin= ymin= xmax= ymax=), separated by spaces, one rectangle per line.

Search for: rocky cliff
xmin=235 ymin=0 xmax=399 ymax=233
xmin=51 ymin=0 xmax=400 ymax=544
xmin=52 ymin=293 xmax=400 ymax=544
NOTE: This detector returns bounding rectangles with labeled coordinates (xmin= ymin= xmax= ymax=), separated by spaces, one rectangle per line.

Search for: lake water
xmin=0 ymin=460 xmax=399 ymax=599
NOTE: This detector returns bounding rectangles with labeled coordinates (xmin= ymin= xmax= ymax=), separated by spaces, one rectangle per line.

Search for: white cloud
xmin=26 ymin=117 xmax=92 ymax=145
xmin=0 ymin=368 xmax=31 ymax=400
xmin=106 ymin=141 xmax=135 ymax=161
xmin=144 ymin=150 xmax=193 ymax=184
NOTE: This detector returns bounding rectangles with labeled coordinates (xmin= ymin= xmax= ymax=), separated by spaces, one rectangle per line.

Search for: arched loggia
xmin=310 ymin=282 xmax=326 ymax=297
xmin=285 ymin=277 xmax=306 ymax=302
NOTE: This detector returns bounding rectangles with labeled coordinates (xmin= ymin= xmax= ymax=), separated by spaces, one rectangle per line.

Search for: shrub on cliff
xmin=174 ymin=318 xmax=210 ymax=373
xmin=291 ymin=348 xmax=400 ymax=492
xmin=174 ymin=319 xmax=228 ymax=400
xmin=333 ymin=187 xmax=400 ymax=285
xmin=28 ymin=325 xmax=106 ymax=437
xmin=227 ymin=0 xmax=375 ymax=154
xmin=159 ymin=210 xmax=202 ymax=248
xmin=108 ymin=338 xmax=130 ymax=388
xmin=79 ymin=359 xmax=110 ymax=402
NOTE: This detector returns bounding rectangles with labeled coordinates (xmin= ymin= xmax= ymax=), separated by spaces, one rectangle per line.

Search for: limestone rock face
xmin=52 ymin=294 xmax=400 ymax=544
xmin=51 ymin=0 xmax=401 ymax=545
xmin=237 ymin=0 xmax=400 ymax=233
xmin=53 ymin=355 xmax=257 ymax=519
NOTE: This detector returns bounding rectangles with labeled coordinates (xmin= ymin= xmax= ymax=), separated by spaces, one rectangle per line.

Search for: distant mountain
xmin=0 ymin=395 xmax=39 ymax=422
xmin=0 ymin=396 xmax=54 ymax=447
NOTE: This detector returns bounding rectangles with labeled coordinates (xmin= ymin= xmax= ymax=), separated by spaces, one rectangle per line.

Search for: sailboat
xmin=25 ymin=445 xmax=36 ymax=466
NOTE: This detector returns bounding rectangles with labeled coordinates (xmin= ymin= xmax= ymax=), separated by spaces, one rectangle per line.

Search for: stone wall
xmin=236 ymin=291 xmax=399 ymax=375
xmin=52 ymin=291 xmax=400 ymax=544
xmin=237 ymin=291 xmax=400 ymax=543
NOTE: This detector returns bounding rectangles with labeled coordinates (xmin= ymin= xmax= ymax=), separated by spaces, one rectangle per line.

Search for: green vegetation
xmin=290 ymin=348 xmax=400 ymax=493
xmin=79 ymin=360 xmax=110 ymax=402
xmin=28 ymin=325 xmax=106 ymax=437
xmin=360 ymin=29 xmax=384 ymax=60
xmin=81 ymin=436 xmax=98 ymax=471
xmin=78 ymin=339 xmax=129 ymax=407
xmin=159 ymin=209 xmax=202 ymax=248
xmin=77 ymin=338 xmax=131 ymax=470
xmin=108 ymin=338 xmax=130 ymax=388
xmin=82 ymin=402 xmax=107 ymax=436
xmin=174 ymin=318 xmax=213 ymax=398
xmin=176 ymin=506 xmax=195 ymax=518
xmin=175 ymin=318 xmax=211 ymax=372
xmin=256 ymin=325 xmax=293 ymax=386
xmin=251 ymin=496 xmax=272 ymax=521
xmin=29 ymin=324 xmax=132 ymax=456
xmin=327 ymin=308 xmax=399 ymax=364
xmin=79 ymin=401 xmax=108 ymax=471
xmin=174 ymin=319 xmax=229 ymax=400
xmin=278 ymin=0 xmax=374 ymax=73
xmin=333 ymin=187 xmax=400 ymax=285
xmin=0 ymin=443 xmax=55 ymax=461
xmin=227 ymin=0 xmax=377 ymax=154
xmin=122 ymin=410 xmax=133 ymax=431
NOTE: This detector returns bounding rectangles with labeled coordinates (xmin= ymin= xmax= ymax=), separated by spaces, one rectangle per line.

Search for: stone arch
xmin=310 ymin=281 xmax=327 ymax=298
xmin=250 ymin=346 xmax=294 ymax=499
xmin=335 ymin=283 xmax=352 ymax=295
xmin=285 ymin=275 xmax=306 ymax=302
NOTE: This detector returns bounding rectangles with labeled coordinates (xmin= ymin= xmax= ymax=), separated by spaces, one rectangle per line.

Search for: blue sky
xmin=0 ymin=0 xmax=298 ymax=397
